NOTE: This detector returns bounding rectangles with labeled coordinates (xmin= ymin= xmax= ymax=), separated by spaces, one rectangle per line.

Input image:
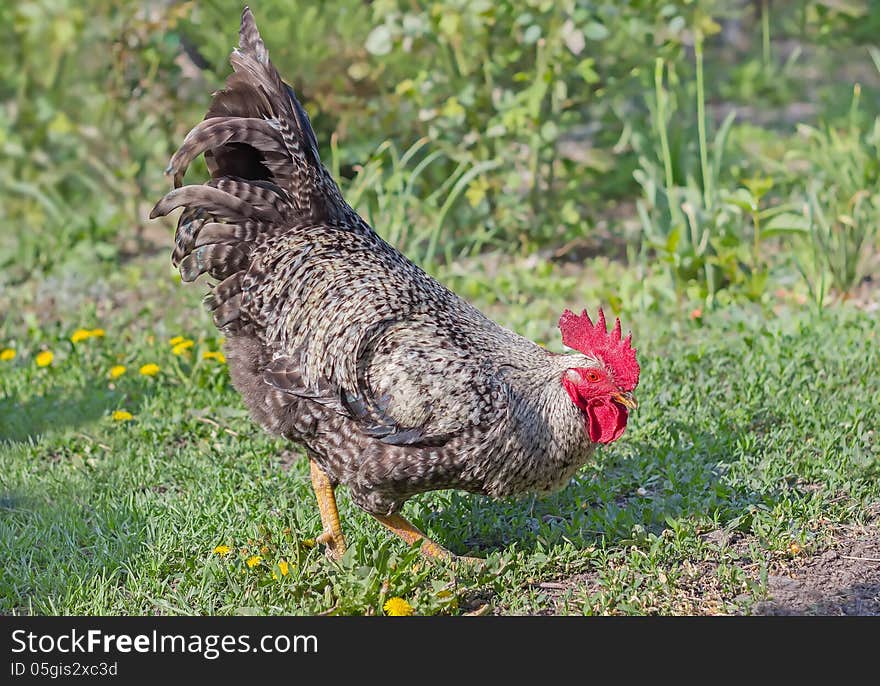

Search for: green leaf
xmin=763 ymin=212 xmax=809 ymax=236
xmin=723 ymin=188 xmax=755 ymax=213
xmin=92 ymin=242 xmax=117 ymax=260
xmin=665 ymin=227 xmax=681 ymax=254
xmin=742 ymin=176 xmax=773 ymax=200
xmin=365 ymin=25 xmax=393 ymax=56
xmin=523 ymin=24 xmax=542 ymax=45
xmin=576 ymin=58 xmax=600 ymax=84
xmin=540 ymin=121 xmax=559 ymax=142
xmin=583 ymin=21 xmax=609 ymax=41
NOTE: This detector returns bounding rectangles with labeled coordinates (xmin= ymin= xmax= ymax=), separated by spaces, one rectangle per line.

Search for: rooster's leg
xmin=309 ymin=459 xmax=347 ymax=560
xmin=371 ymin=512 xmax=454 ymax=559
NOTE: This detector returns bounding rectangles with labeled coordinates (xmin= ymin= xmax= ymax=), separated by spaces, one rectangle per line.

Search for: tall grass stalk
xmin=695 ymin=30 xmax=711 ymax=212
xmin=424 ymin=159 xmax=501 ymax=268
xmin=654 ymin=59 xmax=675 ymax=196
xmin=761 ymin=0 xmax=771 ymax=71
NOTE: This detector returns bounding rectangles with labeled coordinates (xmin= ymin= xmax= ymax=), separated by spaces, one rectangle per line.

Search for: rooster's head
xmin=558 ymin=308 xmax=640 ymax=444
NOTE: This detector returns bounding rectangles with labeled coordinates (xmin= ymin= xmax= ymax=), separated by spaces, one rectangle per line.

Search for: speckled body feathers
xmin=151 ymin=8 xmax=602 ymax=515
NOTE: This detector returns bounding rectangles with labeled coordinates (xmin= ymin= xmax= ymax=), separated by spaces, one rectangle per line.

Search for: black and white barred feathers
xmin=151 ymin=7 xmax=602 ymax=515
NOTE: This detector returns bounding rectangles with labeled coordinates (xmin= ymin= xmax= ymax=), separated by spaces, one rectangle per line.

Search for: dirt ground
xmin=496 ymin=519 xmax=880 ymax=616
xmin=754 ymin=524 xmax=880 ymax=616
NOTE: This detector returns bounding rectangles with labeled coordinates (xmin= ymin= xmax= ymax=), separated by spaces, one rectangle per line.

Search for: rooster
xmin=151 ymin=7 xmax=640 ymax=560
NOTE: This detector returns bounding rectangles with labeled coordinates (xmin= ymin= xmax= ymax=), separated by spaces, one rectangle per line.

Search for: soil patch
xmin=503 ymin=521 xmax=880 ymax=615
xmin=754 ymin=524 xmax=880 ymax=616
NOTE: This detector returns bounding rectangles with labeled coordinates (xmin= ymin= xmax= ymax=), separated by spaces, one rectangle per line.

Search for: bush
xmin=1 ymin=0 xmax=877 ymax=310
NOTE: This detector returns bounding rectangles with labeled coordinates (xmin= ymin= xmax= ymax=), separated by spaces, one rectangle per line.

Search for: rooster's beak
xmin=612 ymin=391 xmax=637 ymax=409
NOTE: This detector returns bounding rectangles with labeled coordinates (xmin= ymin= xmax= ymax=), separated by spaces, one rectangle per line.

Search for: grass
xmin=2 ymin=257 xmax=877 ymax=615
xmin=2 ymin=1 xmax=879 ymax=616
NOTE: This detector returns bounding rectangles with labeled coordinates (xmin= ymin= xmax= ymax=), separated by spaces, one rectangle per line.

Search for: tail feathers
xmin=178 ymin=243 xmax=249 ymax=284
xmin=224 ymin=9 xmax=318 ymax=163
xmin=237 ymin=6 xmax=269 ymax=63
xmin=151 ymin=184 xmax=283 ymax=225
xmin=150 ymin=6 xmax=350 ymax=332
xmin=209 ymin=177 xmax=291 ymax=218
xmin=165 ymin=116 xmax=286 ymax=188
xmin=200 ymin=5 xmax=342 ymax=218
xmin=204 ymin=271 xmax=244 ymax=310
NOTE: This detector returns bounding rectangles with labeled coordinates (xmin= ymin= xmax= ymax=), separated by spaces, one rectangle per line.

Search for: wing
xmin=263 ymin=317 xmax=509 ymax=447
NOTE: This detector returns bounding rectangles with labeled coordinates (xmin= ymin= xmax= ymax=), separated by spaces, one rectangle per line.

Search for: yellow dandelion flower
xmin=0 ymin=348 xmax=15 ymax=361
xmin=169 ymin=336 xmax=186 ymax=346
xmin=70 ymin=329 xmax=91 ymax=344
xmin=88 ymin=328 xmax=105 ymax=338
xmin=278 ymin=560 xmax=289 ymax=577
xmin=789 ymin=542 xmax=801 ymax=555
xmin=383 ymin=597 xmax=414 ymax=616
xmin=111 ymin=410 xmax=133 ymax=422
xmin=171 ymin=340 xmax=194 ymax=356
xmin=246 ymin=555 xmax=262 ymax=568
xmin=139 ymin=363 xmax=160 ymax=376
xmin=213 ymin=545 xmax=231 ymax=555
xmin=35 ymin=351 xmax=54 ymax=367
xmin=202 ymin=350 xmax=226 ymax=363
xmin=109 ymin=365 xmax=126 ymax=379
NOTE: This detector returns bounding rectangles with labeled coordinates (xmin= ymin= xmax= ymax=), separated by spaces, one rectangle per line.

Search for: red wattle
xmin=586 ymin=400 xmax=628 ymax=444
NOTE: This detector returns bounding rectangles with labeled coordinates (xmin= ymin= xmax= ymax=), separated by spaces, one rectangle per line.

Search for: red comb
xmin=558 ymin=308 xmax=640 ymax=391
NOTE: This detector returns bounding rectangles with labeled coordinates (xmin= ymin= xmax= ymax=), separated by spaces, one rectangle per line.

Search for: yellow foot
xmin=316 ymin=529 xmax=346 ymax=561
xmin=451 ymin=554 xmax=486 ymax=568
xmin=371 ymin=512 xmax=481 ymax=565
xmin=309 ymin=459 xmax=347 ymax=561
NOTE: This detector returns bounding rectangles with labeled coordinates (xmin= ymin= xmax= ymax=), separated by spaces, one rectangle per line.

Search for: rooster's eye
xmin=584 ymin=370 xmax=601 ymax=383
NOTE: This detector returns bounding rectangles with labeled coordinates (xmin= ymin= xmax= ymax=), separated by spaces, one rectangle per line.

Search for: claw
xmin=315 ymin=529 xmax=345 ymax=561
xmin=309 ymin=459 xmax=347 ymax=561
xmin=371 ymin=512 xmax=481 ymax=565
